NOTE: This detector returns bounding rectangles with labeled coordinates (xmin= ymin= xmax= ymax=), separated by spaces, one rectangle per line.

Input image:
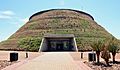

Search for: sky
xmin=0 ymin=0 xmax=120 ymax=42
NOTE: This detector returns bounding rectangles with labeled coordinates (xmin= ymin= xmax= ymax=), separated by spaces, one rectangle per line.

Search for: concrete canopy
xmin=39 ymin=34 xmax=78 ymax=52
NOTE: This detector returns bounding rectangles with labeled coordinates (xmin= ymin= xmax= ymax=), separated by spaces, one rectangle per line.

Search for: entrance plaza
xmin=3 ymin=52 xmax=92 ymax=70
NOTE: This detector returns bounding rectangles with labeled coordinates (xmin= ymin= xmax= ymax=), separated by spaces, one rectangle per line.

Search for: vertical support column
xmin=39 ymin=38 xmax=44 ymax=52
xmin=73 ymin=37 xmax=78 ymax=52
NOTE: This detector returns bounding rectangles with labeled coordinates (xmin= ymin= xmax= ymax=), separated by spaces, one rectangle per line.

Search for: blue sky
xmin=0 ymin=0 xmax=120 ymax=42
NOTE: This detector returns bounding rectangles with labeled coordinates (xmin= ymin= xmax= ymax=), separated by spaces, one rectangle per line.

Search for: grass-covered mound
xmin=0 ymin=9 xmax=116 ymax=51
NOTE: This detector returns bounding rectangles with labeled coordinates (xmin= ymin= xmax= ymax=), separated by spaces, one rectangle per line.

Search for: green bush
xmin=18 ymin=37 xmax=41 ymax=52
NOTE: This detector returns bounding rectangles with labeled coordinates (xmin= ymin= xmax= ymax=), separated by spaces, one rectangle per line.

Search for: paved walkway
xmin=3 ymin=52 xmax=92 ymax=70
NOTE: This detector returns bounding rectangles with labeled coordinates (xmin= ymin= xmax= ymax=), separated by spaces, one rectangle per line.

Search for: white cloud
xmin=0 ymin=15 xmax=12 ymax=19
xmin=59 ymin=0 xmax=65 ymax=6
xmin=0 ymin=10 xmax=15 ymax=19
xmin=0 ymin=11 xmax=15 ymax=16
xmin=0 ymin=10 xmax=28 ymax=25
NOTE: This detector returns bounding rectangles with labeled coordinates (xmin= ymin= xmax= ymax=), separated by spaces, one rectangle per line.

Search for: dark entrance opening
xmin=47 ymin=39 xmax=73 ymax=51
xmin=56 ymin=43 xmax=64 ymax=51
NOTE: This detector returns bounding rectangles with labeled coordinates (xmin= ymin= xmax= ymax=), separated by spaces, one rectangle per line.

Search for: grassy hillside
xmin=0 ymin=9 xmax=115 ymax=51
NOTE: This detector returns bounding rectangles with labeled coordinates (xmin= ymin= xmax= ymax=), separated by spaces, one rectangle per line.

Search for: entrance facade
xmin=47 ymin=38 xmax=73 ymax=51
xmin=39 ymin=34 xmax=78 ymax=52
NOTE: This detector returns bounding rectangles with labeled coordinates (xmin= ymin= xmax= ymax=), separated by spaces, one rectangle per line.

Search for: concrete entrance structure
xmin=39 ymin=34 xmax=78 ymax=52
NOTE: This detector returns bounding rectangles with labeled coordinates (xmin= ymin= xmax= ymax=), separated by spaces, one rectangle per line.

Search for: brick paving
xmin=3 ymin=51 xmax=120 ymax=70
xmin=15 ymin=52 xmax=92 ymax=70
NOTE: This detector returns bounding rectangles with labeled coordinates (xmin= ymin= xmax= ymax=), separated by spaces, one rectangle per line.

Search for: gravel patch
xmin=0 ymin=60 xmax=17 ymax=70
xmin=84 ymin=61 xmax=120 ymax=70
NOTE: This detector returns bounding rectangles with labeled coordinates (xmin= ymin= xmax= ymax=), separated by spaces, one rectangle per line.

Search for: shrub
xmin=18 ymin=37 xmax=41 ymax=52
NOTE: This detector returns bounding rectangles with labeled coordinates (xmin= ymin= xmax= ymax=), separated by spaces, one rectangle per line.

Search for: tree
xmin=101 ymin=40 xmax=111 ymax=66
xmin=108 ymin=37 xmax=120 ymax=63
xmin=101 ymin=47 xmax=111 ymax=66
xmin=90 ymin=40 xmax=104 ymax=63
